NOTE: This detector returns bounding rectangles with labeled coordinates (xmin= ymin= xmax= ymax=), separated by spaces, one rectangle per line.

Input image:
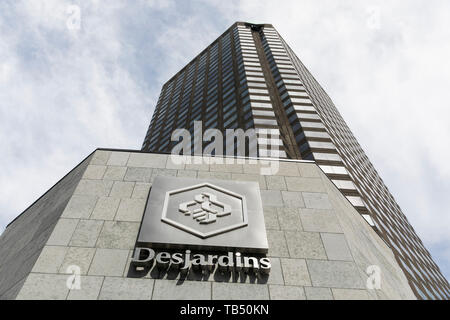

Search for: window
xmin=223 ymin=106 xmax=237 ymax=120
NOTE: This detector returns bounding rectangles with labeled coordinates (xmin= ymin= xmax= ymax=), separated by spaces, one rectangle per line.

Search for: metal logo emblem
xmin=179 ymin=192 xmax=231 ymax=224
xmin=161 ymin=183 xmax=248 ymax=239
xmin=137 ymin=176 xmax=268 ymax=253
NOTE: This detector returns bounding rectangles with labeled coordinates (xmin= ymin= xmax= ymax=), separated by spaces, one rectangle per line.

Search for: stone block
xmin=299 ymin=209 xmax=342 ymax=233
xmin=321 ymin=233 xmax=353 ymax=261
xmin=209 ymin=163 xmax=243 ymax=173
xmin=127 ymin=153 xmax=167 ymax=168
xmin=269 ymin=285 xmax=306 ymax=300
xmin=185 ymin=156 xmax=210 ymax=171
xmin=265 ymin=176 xmax=287 ymax=190
xmin=69 ymin=220 xmax=103 ymax=247
xmin=165 ymin=155 xmax=186 ymax=170
xmin=124 ymin=167 xmax=153 ymax=183
xmin=59 ymin=247 xmax=96 ymax=275
xmin=31 ymin=246 xmax=68 ymax=273
xmin=115 ymin=198 xmax=146 ymax=222
xmin=107 ymin=152 xmax=130 ymax=166
xmin=212 ymin=282 xmax=268 ymax=300
xmin=152 ymin=280 xmax=211 ymax=300
xmin=263 ymin=207 xmax=279 ymax=230
xmin=82 ymin=165 xmax=107 ymax=180
xmin=332 ymin=288 xmax=370 ymax=300
xmin=16 ymin=273 xmax=69 ymax=300
xmin=277 ymin=208 xmax=302 ymax=231
xmin=150 ymin=169 xmax=177 ymax=183
xmin=266 ymin=257 xmax=284 ymax=285
xmin=285 ymin=231 xmax=327 ymax=259
xmin=281 ymin=191 xmax=305 ymax=208
xmin=96 ymin=221 xmax=140 ymax=249
xmin=61 ymin=195 xmax=98 ymax=219
xmin=305 ymin=287 xmax=333 ymax=300
xmin=90 ymin=197 xmax=120 ymax=220
xmin=302 ymin=192 xmax=333 ymax=210
xmin=109 ymin=181 xmax=135 ymax=198
xmin=242 ymin=162 xmax=265 ymax=175
xmin=285 ymin=177 xmax=325 ymax=192
xmin=298 ymin=163 xmax=321 ymax=178
xmin=177 ymin=170 xmax=198 ymax=178
xmin=307 ymin=260 xmax=365 ymax=289
xmin=197 ymin=171 xmax=232 ymax=180
xmin=266 ymin=230 xmax=289 ymax=257
xmin=231 ymin=173 xmax=267 ymax=190
xmin=47 ymin=218 xmax=79 ymax=246
xmin=67 ymin=276 xmax=104 ymax=300
xmin=99 ymin=277 xmax=153 ymax=300
xmin=74 ymin=180 xmax=113 ymax=197
xmin=260 ymin=190 xmax=283 ymax=207
xmin=88 ymin=248 xmax=129 ymax=276
xmin=275 ymin=162 xmax=300 ymax=176
xmin=103 ymin=166 xmax=127 ymax=181
xmin=90 ymin=150 xmax=111 ymax=165
xmin=132 ymin=183 xmax=151 ymax=199
xmin=281 ymin=259 xmax=311 ymax=286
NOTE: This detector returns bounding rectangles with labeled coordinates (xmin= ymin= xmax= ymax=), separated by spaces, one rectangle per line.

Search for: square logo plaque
xmin=137 ymin=176 xmax=268 ymax=253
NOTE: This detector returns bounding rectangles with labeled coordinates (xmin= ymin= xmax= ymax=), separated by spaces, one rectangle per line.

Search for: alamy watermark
xmin=366 ymin=265 xmax=381 ymax=290
xmin=66 ymin=4 xmax=81 ymax=31
xmin=168 ymin=121 xmax=281 ymax=175
xmin=66 ymin=265 xmax=81 ymax=290
xmin=366 ymin=6 xmax=381 ymax=30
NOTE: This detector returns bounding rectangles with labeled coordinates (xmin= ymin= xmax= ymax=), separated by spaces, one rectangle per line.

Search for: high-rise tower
xmin=141 ymin=22 xmax=449 ymax=299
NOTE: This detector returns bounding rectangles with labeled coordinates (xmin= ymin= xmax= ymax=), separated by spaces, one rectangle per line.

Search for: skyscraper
xmin=141 ymin=22 xmax=449 ymax=299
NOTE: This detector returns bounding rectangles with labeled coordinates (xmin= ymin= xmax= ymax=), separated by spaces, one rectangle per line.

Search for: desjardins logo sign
xmin=131 ymin=247 xmax=271 ymax=275
xmin=132 ymin=176 xmax=271 ymax=277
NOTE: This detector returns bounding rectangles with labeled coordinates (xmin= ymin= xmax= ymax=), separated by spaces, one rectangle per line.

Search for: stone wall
xmin=5 ymin=150 xmax=415 ymax=300
xmin=0 ymin=154 xmax=92 ymax=299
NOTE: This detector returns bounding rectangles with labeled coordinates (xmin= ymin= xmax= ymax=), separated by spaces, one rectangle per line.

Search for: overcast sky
xmin=1 ymin=0 xmax=449 ymax=280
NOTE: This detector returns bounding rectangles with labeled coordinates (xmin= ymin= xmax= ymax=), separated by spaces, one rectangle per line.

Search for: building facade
xmin=141 ymin=22 xmax=449 ymax=299
xmin=0 ymin=22 xmax=447 ymax=301
xmin=0 ymin=150 xmax=417 ymax=300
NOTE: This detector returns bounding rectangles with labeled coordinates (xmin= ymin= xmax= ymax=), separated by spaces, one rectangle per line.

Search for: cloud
xmin=0 ymin=0 xmax=449 ymax=282
xmin=0 ymin=0 xmax=155 ymax=231
xmin=220 ymin=0 xmax=450 ymax=279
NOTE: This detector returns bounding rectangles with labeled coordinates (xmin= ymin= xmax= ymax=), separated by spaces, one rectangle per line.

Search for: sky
xmin=0 ymin=0 xmax=449 ymax=280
